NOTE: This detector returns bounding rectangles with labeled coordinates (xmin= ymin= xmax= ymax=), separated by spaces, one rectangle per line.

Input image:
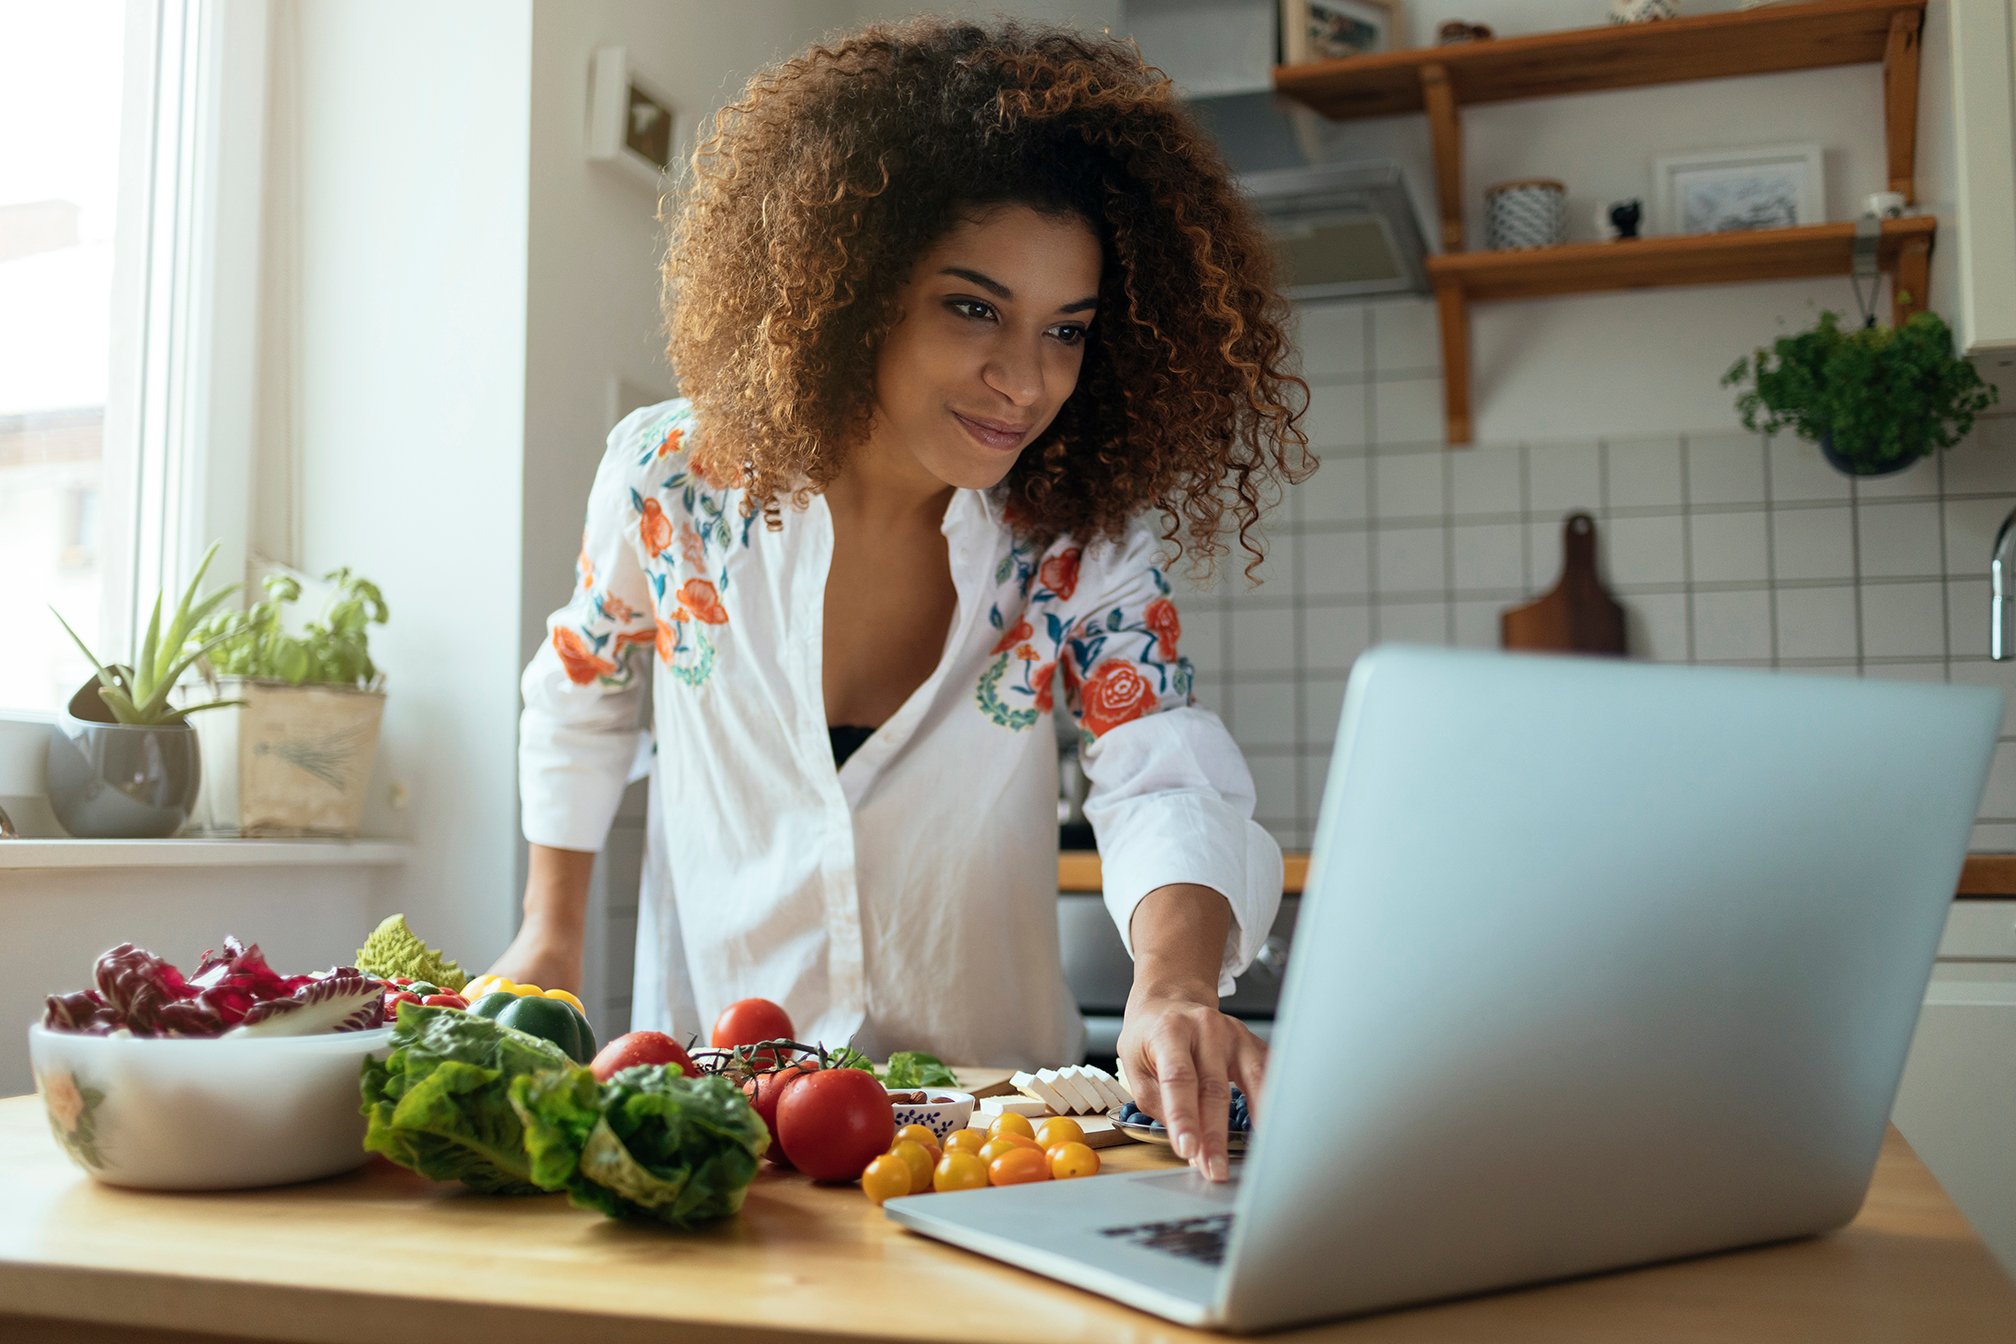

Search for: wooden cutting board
xmin=1500 ymin=511 xmax=1628 ymax=656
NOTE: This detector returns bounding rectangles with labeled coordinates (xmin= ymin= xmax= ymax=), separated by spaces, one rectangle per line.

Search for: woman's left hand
xmin=1116 ymin=990 xmax=1267 ymax=1183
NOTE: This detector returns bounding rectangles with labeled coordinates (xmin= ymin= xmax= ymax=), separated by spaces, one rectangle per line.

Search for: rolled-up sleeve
xmin=519 ymin=405 xmax=664 ymax=852
xmin=1056 ymin=522 xmax=1284 ymax=997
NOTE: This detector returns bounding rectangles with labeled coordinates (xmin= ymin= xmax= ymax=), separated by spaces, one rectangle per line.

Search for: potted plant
xmin=188 ymin=566 xmax=390 ymax=837
xmin=1722 ymin=308 xmax=1999 ymax=477
xmin=45 ymin=543 xmax=243 ymax=838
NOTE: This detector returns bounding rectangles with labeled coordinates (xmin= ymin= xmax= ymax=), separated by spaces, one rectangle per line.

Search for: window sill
xmin=0 ymin=838 xmax=411 ymax=872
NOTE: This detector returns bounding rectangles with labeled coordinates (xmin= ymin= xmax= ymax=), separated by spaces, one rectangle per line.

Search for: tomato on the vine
xmin=742 ymin=1058 xmax=820 ymax=1166
xmin=776 ymin=1067 xmax=894 ymax=1183
xmin=711 ymin=998 xmax=795 ymax=1067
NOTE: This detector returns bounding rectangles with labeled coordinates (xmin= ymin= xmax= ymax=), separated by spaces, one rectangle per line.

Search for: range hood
xmin=1185 ymin=90 xmax=1430 ymax=301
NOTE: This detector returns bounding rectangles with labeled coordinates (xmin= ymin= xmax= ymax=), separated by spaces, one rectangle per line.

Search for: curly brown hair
xmin=659 ymin=13 xmax=1313 ymax=583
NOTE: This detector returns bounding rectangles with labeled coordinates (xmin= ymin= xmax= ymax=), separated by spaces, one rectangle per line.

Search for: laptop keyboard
xmin=1098 ymin=1212 xmax=1236 ymax=1267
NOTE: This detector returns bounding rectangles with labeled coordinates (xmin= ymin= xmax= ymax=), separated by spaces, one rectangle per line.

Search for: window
xmin=0 ymin=4 xmax=133 ymax=713
xmin=0 ymin=0 xmax=265 ymax=717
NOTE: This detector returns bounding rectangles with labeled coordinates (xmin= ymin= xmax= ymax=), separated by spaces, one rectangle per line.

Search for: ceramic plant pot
xmin=193 ymin=678 xmax=386 ymax=836
xmin=44 ymin=674 xmax=202 ymax=839
xmin=1817 ymin=431 xmax=1919 ymax=478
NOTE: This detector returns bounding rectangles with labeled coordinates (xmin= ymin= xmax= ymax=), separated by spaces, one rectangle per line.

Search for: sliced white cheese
xmin=1068 ymin=1065 xmax=1123 ymax=1112
xmin=1050 ymin=1067 xmax=1103 ymax=1114
xmin=1085 ymin=1063 xmax=1132 ymax=1108
xmin=1010 ymin=1070 xmax=1053 ymax=1109
xmin=978 ymin=1095 xmax=1050 ymax=1118
xmin=1026 ymin=1068 xmax=1073 ymax=1113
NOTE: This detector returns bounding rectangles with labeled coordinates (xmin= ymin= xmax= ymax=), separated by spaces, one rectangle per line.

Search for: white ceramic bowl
xmin=888 ymin=1088 xmax=976 ymax=1141
xmin=26 ymin=1022 xmax=393 ymax=1190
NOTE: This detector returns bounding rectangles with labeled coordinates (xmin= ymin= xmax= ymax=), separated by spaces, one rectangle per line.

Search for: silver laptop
xmin=885 ymin=643 xmax=2003 ymax=1332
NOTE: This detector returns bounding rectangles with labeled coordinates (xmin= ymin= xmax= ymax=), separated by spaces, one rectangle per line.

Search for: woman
xmin=496 ymin=15 xmax=1312 ymax=1183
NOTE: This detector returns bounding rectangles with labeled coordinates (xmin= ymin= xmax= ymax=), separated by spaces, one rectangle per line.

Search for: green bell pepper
xmin=468 ymin=991 xmax=597 ymax=1064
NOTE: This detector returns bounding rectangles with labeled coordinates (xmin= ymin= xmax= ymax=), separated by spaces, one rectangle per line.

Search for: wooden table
xmin=1 ymin=1094 xmax=2011 ymax=1343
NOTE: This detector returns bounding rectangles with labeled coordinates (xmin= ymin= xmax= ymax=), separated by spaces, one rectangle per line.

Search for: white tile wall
xmin=1180 ymin=296 xmax=2016 ymax=851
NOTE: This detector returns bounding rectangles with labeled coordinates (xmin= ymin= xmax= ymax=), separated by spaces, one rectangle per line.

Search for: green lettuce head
xmin=355 ymin=914 xmax=466 ymax=992
xmin=359 ymin=1002 xmax=575 ymax=1194
xmin=511 ymin=1066 xmax=770 ymax=1229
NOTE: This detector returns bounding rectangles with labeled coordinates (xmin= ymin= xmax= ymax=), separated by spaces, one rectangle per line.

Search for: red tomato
xmin=421 ymin=993 xmax=467 ymax=1009
xmin=711 ymin=998 xmax=796 ymax=1068
xmin=776 ymin=1067 xmax=894 ymax=1183
xmin=589 ymin=1030 xmax=699 ymax=1083
xmin=743 ymin=1059 xmax=820 ymax=1166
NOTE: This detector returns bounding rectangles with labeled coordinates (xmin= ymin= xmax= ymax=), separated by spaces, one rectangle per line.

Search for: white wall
xmin=261 ymin=0 xmax=536 ymax=967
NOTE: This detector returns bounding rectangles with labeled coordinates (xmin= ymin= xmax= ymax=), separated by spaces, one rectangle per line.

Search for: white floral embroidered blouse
xmin=519 ymin=398 xmax=1283 ymax=1068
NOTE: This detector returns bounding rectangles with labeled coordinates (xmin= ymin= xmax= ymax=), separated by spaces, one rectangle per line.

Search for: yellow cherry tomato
xmin=988 ymin=1113 xmax=1036 ymax=1140
xmin=933 ymin=1150 xmax=989 ymax=1192
xmin=1047 ymin=1141 xmax=1100 ymax=1179
xmin=943 ymin=1128 xmax=989 ymax=1156
xmin=977 ymin=1138 xmax=1027 ymax=1166
xmin=988 ymin=1147 xmax=1053 ymax=1186
xmin=894 ymin=1125 xmax=942 ymax=1161
xmin=888 ymin=1139 xmax=936 ymax=1195
xmin=861 ymin=1154 xmax=911 ymax=1205
xmin=1035 ymin=1116 xmax=1085 ymax=1149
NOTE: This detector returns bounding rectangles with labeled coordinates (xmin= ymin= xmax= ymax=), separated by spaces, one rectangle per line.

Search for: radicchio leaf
xmin=41 ymin=988 xmax=115 ymax=1034
xmin=94 ymin=943 xmax=194 ymax=1035
xmin=229 ymin=967 xmax=386 ymax=1037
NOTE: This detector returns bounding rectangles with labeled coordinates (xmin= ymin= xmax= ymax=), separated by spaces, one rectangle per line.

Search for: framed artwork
xmin=1651 ymin=143 xmax=1826 ymax=236
xmin=1281 ymin=0 xmax=1406 ymax=64
xmin=588 ymin=46 xmax=684 ymax=189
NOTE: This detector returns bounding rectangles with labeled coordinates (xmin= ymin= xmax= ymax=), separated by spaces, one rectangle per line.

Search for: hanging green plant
xmin=1722 ymin=309 xmax=1998 ymax=477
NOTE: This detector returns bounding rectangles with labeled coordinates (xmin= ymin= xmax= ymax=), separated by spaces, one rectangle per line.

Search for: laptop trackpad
xmin=1132 ymin=1169 xmax=1243 ymax=1205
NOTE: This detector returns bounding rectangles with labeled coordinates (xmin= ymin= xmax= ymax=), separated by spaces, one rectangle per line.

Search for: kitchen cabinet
xmin=1892 ymin=899 xmax=2016 ymax=1277
xmin=1936 ymin=0 xmax=2016 ymax=368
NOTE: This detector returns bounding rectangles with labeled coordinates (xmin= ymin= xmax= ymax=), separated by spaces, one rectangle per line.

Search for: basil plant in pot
xmin=46 ymin=543 xmax=244 ymax=838
xmin=188 ymin=567 xmax=391 ymax=837
xmin=1722 ymin=308 xmax=1998 ymax=477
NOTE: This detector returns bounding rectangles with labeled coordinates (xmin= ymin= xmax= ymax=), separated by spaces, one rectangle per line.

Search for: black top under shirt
xmin=828 ymin=724 xmax=877 ymax=769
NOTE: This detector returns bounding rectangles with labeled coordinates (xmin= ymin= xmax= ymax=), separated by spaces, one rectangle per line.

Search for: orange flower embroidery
xmin=655 ymin=618 xmax=678 ymax=663
xmin=639 ymin=498 xmax=673 ymax=558
xmin=1031 ymin=662 xmax=1056 ymax=713
xmin=655 ymin=425 xmax=685 ymax=459
xmin=614 ymin=628 xmax=655 ymax=651
xmin=1144 ymin=597 xmax=1181 ymax=659
xmin=677 ymin=577 xmax=729 ymax=624
xmin=992 ymin=618 xmax=1033 ymax=655
xmin=603 ymin=593 xmax=639 ymax=624
xmin=1014 ymin=642 xmax=1038 ymax=662
xmin=1080 ymin=659 xmax=1155 ymax=737
xmin=553 ymin=627 xmax=617 ymax=686
xmin=577 ymin=541 xmax=595 ymax=591
xmin=678 ymin=522 xmax=706 ymax=568
xmin=1039 ymin=548 xmax=1081 ymax=601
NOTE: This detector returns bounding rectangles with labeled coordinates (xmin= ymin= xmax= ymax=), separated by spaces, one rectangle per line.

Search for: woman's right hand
xmin=476 ymin=919 xmax=583 ymax=994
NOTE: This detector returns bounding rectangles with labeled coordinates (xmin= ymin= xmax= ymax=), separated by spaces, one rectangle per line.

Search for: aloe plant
xmin=49 ymin=541 xmax=248 ymax=726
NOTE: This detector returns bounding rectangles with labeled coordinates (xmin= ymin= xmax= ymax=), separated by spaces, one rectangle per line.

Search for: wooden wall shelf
xmin=1270 ymin=0 xmax=1930 ymax=445
xmin=1273 ymin=0 xmax=1923 ymax=122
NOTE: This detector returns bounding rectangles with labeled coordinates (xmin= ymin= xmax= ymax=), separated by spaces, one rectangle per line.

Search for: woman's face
xmin=866 ymin=203 xmax=1102 ymax=494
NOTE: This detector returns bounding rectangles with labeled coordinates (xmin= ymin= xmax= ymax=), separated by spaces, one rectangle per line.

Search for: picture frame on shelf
xmin=588 ymin=46 xmax=683 ymax=189
xmin=1651 ymin=143 xmax=1825 ymax=236
xmin=1280 ymin=0 xmax=1406 ymax=65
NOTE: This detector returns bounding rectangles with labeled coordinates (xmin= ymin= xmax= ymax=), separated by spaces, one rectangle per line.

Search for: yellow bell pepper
xmin=461 ymin=975 xmax=585 ymax=1014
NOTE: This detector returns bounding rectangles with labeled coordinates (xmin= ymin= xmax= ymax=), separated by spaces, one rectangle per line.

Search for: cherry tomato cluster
xmin=379 ymin=977 xmax=467 ymax=1014
xmin=860 ymin=1111 xmax=1101 ymax=1205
